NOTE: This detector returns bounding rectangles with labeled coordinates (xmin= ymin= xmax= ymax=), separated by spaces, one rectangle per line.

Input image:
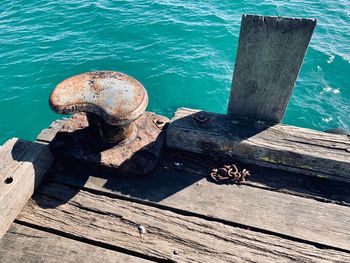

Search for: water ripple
xmin=0 ymin=0 xmax=349 ymax=143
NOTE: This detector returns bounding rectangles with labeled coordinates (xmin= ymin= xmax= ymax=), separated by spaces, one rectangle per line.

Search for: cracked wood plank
xmin=17 ymin=182 xmax=350 ymax=263
xmin=0 ymin=223 xmax=151 ymax=263
xmin=0 ymin=138 xmax=53 ymax=239
xmin=50 ymin=161 xmax=350 ymax=252
xmin=166 ymin=108 xmax=350 ymax=182
xmin=228 ymin=15 xmax=316 ymax=122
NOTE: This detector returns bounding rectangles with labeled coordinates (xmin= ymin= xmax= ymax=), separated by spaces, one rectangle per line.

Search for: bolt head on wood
xmin=49 ymin=71 xmax=148 ymax=126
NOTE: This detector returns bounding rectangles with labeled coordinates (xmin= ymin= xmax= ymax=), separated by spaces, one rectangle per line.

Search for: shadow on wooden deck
xmin=33 ymin=112 xmax=350 ymax=209
xmin=34 ymin=145 xmax=350 ymax=211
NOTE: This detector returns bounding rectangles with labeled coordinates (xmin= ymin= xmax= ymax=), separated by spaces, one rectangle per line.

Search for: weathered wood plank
xmin=228 ymin=15 xmax=316 ymax=122
xmin=166 ymin=108 xmax=350 ymax=182
xmin=17 ymin=182 xmax=350 ymax=262
xmin=0 ymin=138 xmax=53 ymax=239
xmin=36 ymin=119 xmax=66 ymax=144
xmin=50 ymin=161 xmax=350 ymax=252
xmin=0 ymin=223 xmax=151 ymax=263
xmin=161 ymin=148 xmax=350 ymax=204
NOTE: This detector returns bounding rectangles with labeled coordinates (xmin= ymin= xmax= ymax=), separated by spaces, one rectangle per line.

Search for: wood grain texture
xmin=50 ymin=162 xmax=350 ymax=252
xmin=0 ymin=138 xmax=53 ymax=239
xmin=36 ymin=119 xmax=66 ymax=144
xmin=160 ymin=148 xmax=350 ymax=204
xmin=38 ymin=118 xmax=350 ymax=202
xmin=228 ymin=15 xmax=316 ymax=122
xmin=0 ymin=224 xmax=151 ymax=263
xmin=166 ymin=108 xmax=350 ymax=182
xmin=17 ymin=182 xmax=350 ymax=263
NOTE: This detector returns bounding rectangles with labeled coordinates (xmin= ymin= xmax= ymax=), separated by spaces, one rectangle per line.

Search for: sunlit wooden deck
xmin=1 ymin=117 xmax=350 ymax=262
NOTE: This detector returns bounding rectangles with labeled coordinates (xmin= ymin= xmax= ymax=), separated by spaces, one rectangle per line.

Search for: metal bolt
xmin=49 ymin=71 xmax=148 ymax=147
xmin=194 ymin=112 xmax=209 ymax=123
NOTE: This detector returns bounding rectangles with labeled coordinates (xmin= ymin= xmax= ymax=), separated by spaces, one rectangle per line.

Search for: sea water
xmin=1 ymin=0 xmax=349 ymax=144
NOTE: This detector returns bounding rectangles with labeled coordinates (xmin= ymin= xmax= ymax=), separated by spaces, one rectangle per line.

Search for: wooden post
xmin=0 ymin=138 xmax=53 ymax=239
xmin=227 ymin=15 xmax=316 ymax=123
xmin=166 ymin=16 xmax=350 ymax=182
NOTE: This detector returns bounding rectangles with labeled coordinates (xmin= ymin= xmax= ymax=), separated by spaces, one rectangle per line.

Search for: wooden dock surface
xmin=1 ymin=119 xmax=350 ymax=262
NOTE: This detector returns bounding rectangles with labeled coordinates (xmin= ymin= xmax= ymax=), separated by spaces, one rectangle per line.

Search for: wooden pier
xmin=1 ymin=15 xmax=349 ymax=262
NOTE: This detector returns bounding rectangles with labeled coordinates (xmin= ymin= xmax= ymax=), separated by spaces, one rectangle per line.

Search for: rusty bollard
xmin=49 ymin=71 xmax=169 ymax=175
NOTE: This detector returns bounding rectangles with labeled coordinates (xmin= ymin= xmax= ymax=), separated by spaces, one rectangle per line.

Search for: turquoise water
xmin=1 ymin=1 xmax=349 ymax=144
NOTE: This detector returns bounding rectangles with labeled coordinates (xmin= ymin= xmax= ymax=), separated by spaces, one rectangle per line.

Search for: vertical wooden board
xmin=228 ymin=15 xmax=316 ymax=122
xmin=0 ymin=138 xmax=53 ymax=239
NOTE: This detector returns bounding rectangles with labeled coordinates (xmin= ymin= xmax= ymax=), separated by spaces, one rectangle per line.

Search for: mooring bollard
xmin=49 ymin=71 xmax=148 ymax=147
xmin=49 ymin=71 xmax=169 ymax=175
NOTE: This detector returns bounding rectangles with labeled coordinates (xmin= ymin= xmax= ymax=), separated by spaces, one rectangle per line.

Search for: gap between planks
xmin=163 ymin=155 xmax=350 ymax=207
xmin=17 ymin=181 xmax=350 ymax=263
xmin=0 ymin=223 xmax=152 ymax=263
xmin=48 ymin=161 xmax=350 ymax=253
xmin=166 ymin=108 xmax=350 ymax=182
xmin=34 ymin=121 xmax=350 ymax=256
xmin=39 ymin=119 xmax=350 ymax=205
xmin=36 ymin=118 xmax=350 ymax=252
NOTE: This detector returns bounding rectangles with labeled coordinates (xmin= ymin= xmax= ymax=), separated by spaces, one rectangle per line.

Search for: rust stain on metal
xmin=88 ymin=79 xmax=103 ymax=96
xmin=50 ymin=112 xmax=170 ymax=175
xmin=49 ymin=71 xmax=171 ymax=175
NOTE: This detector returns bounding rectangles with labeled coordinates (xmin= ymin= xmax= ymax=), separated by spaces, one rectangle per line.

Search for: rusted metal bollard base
xmin=50 ymin=112 xmax=169 ymax=175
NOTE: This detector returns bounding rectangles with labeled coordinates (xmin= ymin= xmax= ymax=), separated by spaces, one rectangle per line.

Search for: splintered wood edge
xmin=0 ymin=138 xmax=53 ymax=239
xmin=36 ymin=119 xmax=68 ymax=144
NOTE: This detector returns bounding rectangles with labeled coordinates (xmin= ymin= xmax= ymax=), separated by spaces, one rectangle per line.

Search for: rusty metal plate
xmin=50 ymin=112 xmax=169 ymax=175
xmin=49 ymin=71 xmax=148 ymax=126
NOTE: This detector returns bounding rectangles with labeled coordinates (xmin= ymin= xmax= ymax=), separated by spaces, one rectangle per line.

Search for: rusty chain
xmin=210 ymin=164 xmax=250 ymax=185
